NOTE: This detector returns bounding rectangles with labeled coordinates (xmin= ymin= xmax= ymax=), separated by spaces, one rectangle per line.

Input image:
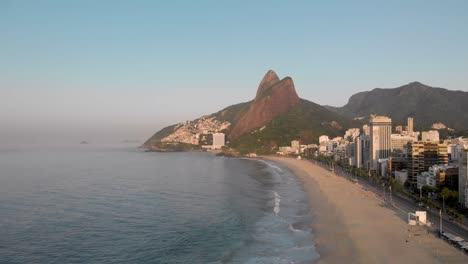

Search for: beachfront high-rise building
xmin=391 ymin=134 xmax=414 ymax=153
xmin=369 ymin=116 xmax=392 ymax=172
xmin=407 ymin=142 xmax=425 ymax=187
xmin=459 ymin=150 xmax=468 ymax=207
xmin=354 ymin=135 xmax=370 ymax=169
xmin=407 ymin=117 xmax=414 ymax=133
xmin=421 ymin=130 xmax=440 ymax=142
xmin=407 ymin=141 xmax=449 ymax=186
xmin=291 ymin=140 xmax=300 ymax=152
xmin=354 ymin=137 xmax=362 ymax=168
xmin=212 ymin=133 xmax=225 ymax=150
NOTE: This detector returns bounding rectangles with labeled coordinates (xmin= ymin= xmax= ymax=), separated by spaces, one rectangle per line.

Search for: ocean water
xmin=0 ymin=145 xmax=318 ymax=264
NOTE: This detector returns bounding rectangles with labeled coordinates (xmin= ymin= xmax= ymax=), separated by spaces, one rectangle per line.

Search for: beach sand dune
xmin=266 ymin=156 xmax=468 ymax=264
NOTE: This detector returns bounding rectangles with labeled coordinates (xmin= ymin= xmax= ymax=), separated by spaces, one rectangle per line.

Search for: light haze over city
xmin=1 ymin=0 xmax=467 ymax=144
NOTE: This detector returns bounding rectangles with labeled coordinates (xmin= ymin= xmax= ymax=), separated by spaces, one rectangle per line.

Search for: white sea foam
xmin=256 ymin=159 xmax=283 ymax=172
xmin=288 ymin=224 xmax=301 ymax=232
xmin=265 ymin=162 xmax=283 ymax=172
xmin=273 ymin=191 xmax=281 ymax=215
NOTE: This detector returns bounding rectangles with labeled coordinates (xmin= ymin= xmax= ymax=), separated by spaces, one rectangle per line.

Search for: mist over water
xmin=0 ymin=145 xmax=318 ymax=263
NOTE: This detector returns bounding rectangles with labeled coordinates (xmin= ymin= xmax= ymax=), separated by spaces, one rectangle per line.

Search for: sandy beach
xmin=266 ymin=156 xmax=468 ymax=264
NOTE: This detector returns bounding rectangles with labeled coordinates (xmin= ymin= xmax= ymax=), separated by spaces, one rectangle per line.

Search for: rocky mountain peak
xmin=229 ymin=70 xmax=300 ymax=139
xmin=255 ymin=70 xmax=280 ymax=98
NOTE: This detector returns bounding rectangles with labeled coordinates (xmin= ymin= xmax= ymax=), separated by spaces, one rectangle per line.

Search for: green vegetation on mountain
xmin=144 ymin=70 xmax=361 ymax=152
xmin=230 ymin=99 xmax=361 ymax=154
xmin=325 ymin=82 xmax=468 ymax=131
xmin=212 ymin=102 xmax=250 ymax=124
xmin=438 ymin=129 xmax=468 ymax=140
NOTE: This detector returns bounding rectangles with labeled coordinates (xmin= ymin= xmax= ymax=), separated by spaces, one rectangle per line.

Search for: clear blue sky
xmin=1 ymin=0 xmax=467 ymax=144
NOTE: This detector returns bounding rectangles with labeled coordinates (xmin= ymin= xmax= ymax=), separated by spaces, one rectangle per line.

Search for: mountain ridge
xmin=324 ymin=82 xmax=468 ymax=131
xmin=144 ymin=70 xmax=357 ymax=152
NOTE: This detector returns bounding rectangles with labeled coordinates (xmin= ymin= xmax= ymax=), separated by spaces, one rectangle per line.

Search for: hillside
xmin=230 ymin=99 xmax=359 ymax=154
xmin=325 ymin=82 xmax=468 ymax=131
xmin=144 ymin=70 xmax=359 ymax=152
xmin=143 ymin=102 xmax=249 ymax=149
xmin=144 ymin=102 xmax=249 ymax=144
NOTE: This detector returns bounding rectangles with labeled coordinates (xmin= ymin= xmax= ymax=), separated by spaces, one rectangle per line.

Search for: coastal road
xmin=311 ymin=160 xmax=468 ymax=243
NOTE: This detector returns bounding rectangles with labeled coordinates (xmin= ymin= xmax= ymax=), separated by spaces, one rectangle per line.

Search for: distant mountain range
xmin=144 ymin=70 xmax=358 ymax=153
xmin=324 ymin=82 xmax=468 ymax=131
xmin=144 ymin=73 xmax=468 ymax=153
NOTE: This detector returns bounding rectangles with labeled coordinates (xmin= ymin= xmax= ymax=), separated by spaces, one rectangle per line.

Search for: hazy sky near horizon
xmin=1 ymin=0 xmax=468 ymax=144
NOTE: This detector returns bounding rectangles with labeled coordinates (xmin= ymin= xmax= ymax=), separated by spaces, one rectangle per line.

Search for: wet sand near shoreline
xmin=266 ymin=156 xmax=468 ymax=264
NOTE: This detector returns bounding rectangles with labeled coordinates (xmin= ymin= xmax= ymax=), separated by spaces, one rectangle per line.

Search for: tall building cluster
xmin=316 ymin=116 xmax=468 ymax=208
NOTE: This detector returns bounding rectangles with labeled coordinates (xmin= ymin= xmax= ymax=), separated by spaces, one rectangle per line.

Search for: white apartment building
xmin=417 ymin=171 xmax=437 ymax=189
xmin=319 ymin=135 xmax=329 ymax=144
xmin=212 ymin=133 xmax=225 ymax=150
xmin=291 ymin=140 xmax=300 ymax=151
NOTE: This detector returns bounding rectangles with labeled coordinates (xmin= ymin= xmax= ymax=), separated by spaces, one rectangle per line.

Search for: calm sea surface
xmin=0 ymin=144 xmax=318 ymax=263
